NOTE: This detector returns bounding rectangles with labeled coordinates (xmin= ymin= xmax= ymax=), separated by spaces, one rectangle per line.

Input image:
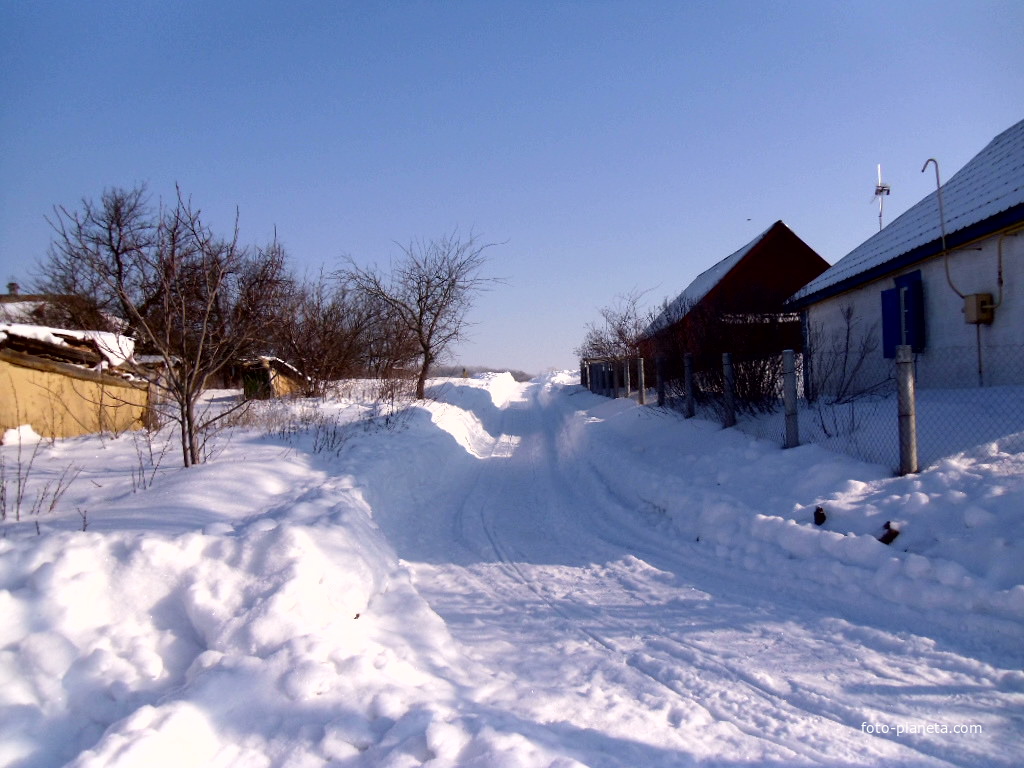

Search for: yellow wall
xmin=1 ymin=353 xmax=149 ymax=439
xmin=269 ymin=369 xmax=304 ymax=397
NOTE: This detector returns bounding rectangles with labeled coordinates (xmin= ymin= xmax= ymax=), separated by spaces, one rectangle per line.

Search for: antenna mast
xmin=873 ymin=164 xmax=891 ymax=231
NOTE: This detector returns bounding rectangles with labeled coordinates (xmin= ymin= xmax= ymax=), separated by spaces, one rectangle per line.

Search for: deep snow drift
xmin=1 ymin=372 xmax=1022 ymax=767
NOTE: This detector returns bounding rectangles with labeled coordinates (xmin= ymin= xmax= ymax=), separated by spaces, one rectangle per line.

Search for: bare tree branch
xmin=38 ymin=185 xmax=290 ymax=466
xmin=341 ymin=231 xmax=501 ymax=398
xmin=575 ymin=288 xmax=654 ymax=362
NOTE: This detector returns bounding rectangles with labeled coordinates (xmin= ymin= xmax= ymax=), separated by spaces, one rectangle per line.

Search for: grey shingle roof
xmin=790 ymin=118 xmax=1024 ymax=306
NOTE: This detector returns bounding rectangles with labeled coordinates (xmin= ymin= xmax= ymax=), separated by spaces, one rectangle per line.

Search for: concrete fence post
xmin=896 ymin=345 xmax=919 ymax=475
xmin=722 ymin=352 xmax=736 ymax=428
xmin=612 ymin=361 xmax=621 ymax=398
xmin=637 ymin=357 xmax=646 ymax=405
xmin=783 ymin=349 xmax=799 ymax=449
xmin=684 ymin=353 xmax=696 ymax=418
xmin=623 ymin=358 xmax=631 ymax=396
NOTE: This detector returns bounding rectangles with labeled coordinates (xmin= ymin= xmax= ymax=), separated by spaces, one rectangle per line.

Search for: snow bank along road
xmin=349 ymin=374 xmax=1024 ymax=767
xmin=2 ymin=372 xmax=1022 ymax=767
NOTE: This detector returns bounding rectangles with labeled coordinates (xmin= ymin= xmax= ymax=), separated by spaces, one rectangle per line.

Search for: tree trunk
xmin=416 ymin=353 xmax=433 ymax=399
xmin=186 ymin=397 xmax=201 ymax=466
xmin=179 ymin=401 xmax=192 ymax=468
xmin=416 ymin=365 xmax=429 ymax=399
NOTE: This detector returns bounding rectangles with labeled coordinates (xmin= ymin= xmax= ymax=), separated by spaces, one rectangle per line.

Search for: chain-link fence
xmin=737 ymin=374 xmax=902 ymax=470
xmin=912 ymin=345 xmax=1024 ymax=465
xmin=722 ymin=347 xmax=1023 ymax=472
xmin=584 ymin=346 xmax=1024 ymax=474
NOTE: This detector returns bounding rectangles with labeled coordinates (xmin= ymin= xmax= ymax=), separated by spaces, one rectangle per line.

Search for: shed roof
xmin=0 ymin=323 xmax=135 ymax=368
xmin=0 ymin=299 xmax=46 ymax=324
xmin=646 ymin=221 xmax=796 ymax=335
xmin=790 ymin=118 xmax=1024 ymax=306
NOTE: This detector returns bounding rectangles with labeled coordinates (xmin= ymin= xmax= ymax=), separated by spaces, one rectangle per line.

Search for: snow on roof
xmin=0 ymin=323 xmax=136 ymax=368
xmin=0 ymin=300 xmax=44 ymax=324
xmin=83 ymin=330 xmax=135 ymax=368
xmin=256 ymin=355 xmax=307 ymax=380
xmin=646 ymin=222 xmax=778 ymax=334
xmin=791 ymin=118 xmax=1024 ymax=305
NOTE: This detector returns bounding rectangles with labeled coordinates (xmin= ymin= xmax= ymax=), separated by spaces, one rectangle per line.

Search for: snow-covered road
xmin=360 ymin=375 xmax=1023 ymax=767
xmin=3 ymin=372 xmax=1021 ymax=767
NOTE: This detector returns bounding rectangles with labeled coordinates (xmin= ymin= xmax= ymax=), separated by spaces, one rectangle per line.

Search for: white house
xmin=789 ymin=118 xmax=1024 ymax=397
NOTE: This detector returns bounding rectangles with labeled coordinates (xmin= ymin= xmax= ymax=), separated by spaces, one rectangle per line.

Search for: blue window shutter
xmin=882 ymin=271 xmax=926 ymax=358
xmin=895 ymin=271 xmax=926 ymax=352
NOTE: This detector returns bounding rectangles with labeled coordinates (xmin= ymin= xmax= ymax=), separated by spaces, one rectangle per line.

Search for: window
xmin=881 ymin=270 xmax=925 ymax=358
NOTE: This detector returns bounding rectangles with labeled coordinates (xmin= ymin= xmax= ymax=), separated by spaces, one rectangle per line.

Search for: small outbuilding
xmin=0 ymin=324 xmax=149 ymax=440
xmin=241 ymin=357 xmax=307 ymax=399
xmin=640 ymin=220 xmax=830 ymax=375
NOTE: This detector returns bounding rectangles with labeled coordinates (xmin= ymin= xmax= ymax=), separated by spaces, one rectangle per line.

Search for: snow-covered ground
xmin=1 ymin=372 xmax=1022 ymax=767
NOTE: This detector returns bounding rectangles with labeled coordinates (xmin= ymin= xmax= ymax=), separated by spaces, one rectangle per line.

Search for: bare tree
xmin=805 ymin=304 xmax=887 ymax=404
xmin=34 ymin=185 xmax=153 ymax=332
xmin=270 ymin=270 xmax=381 ymax=397
xmin=40 ymin=185 xmax=291 ymax=466
xmin=342 ymin=232 xmax=499 ymax=399
xmin=359 ymin=297 xmax=420 ymax=381
xmin=575 ymin=288 xmax=653 ymax=361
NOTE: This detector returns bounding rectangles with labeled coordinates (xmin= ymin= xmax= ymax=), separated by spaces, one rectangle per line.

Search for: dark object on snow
xmin=813 ymin=506 xmax=827 ymax=526
xmin=878 ymin=521 xmax=900 ymax=545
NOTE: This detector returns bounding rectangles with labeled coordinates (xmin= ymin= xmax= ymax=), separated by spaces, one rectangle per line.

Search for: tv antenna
xmin=872 ymin=163 xmax=891 ymax=230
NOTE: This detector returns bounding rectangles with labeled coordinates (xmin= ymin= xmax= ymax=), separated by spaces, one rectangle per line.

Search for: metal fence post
xmin=637 ymin=357 xmax=646 ymax=405
xmin=656 ymin=357 xmax=665 ymax=407
xmin=684 ymin=353 xmax=696 ymax=418
xmin=783 ymin=349 xmax=799 ymax=448
xmin=896 ymin=345 xmax=919 ymax=475
xmin=722 ymin=352 xmax=736 ymax=428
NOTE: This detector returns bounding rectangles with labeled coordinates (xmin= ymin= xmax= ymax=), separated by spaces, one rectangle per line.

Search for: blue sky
xmin=2 ymin=1 xmax=1021 ymax=374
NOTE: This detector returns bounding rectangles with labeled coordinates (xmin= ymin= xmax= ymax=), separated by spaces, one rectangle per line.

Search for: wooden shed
xmin=640 ymin=221 xmax=829 ymax=375
xmin=241 ymin=357 xmax=307 ymax=399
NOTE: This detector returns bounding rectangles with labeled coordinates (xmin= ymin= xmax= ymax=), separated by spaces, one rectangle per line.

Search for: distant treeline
xmin=433 ymin=364 xmax=533 ymax=382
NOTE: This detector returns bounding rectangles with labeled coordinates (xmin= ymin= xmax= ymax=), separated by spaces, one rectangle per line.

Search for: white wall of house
xmin=806 ymin=226 xmax=1023 ymax=394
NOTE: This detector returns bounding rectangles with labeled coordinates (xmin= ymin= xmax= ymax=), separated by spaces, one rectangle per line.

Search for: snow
xmin=0 ymin=323 xmax=136 ymax=368
xmin=1 ymin=373 xmax=1022 ymax=766
xmin=0 ymin=301 xmax=45 ymax=324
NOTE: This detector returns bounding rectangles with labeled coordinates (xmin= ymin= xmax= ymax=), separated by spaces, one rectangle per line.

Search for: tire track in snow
xmin=551 ymin=399 xmax=1011 ymax=767
xmin=442 ymin=385 xmax=939 ymax=766
xmin=538 ymin=393 xmax=985 ymax=766
xmin=408 ymin=381 xmax=995 ymax=766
